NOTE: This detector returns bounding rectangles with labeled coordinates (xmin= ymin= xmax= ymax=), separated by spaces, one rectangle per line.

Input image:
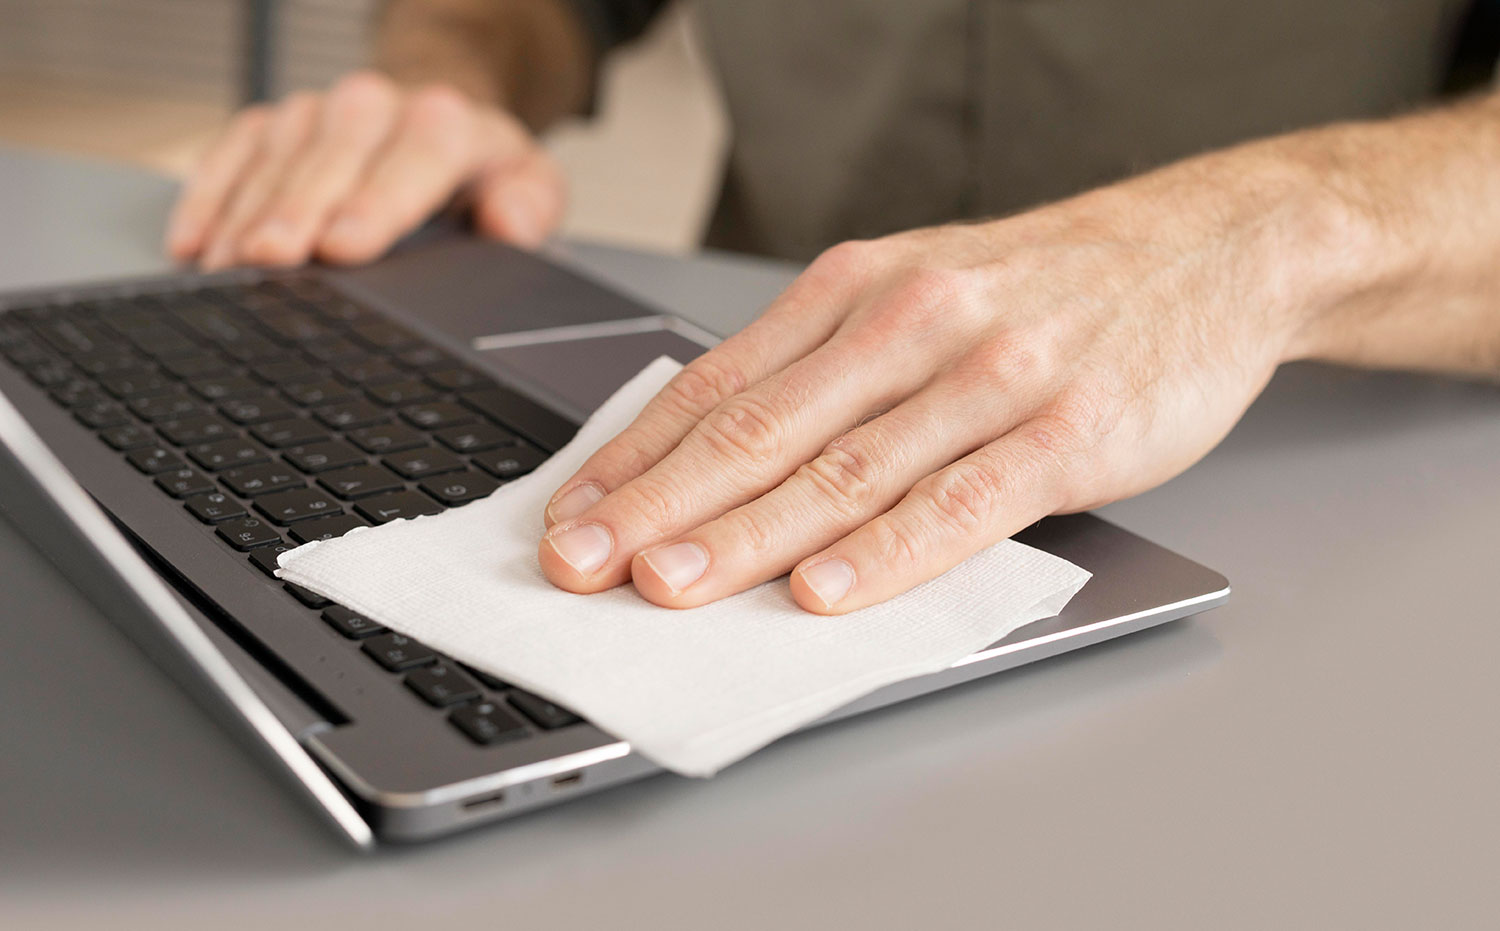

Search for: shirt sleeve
xmin=563 ymin=0 xmax=675 ymax=58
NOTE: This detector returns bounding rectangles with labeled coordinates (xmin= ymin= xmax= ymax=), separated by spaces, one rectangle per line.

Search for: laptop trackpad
xmin=478 ymin=329 xmax=707 ymax=420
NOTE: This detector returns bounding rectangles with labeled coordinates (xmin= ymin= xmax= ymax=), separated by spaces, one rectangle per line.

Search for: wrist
xmin=1075 ymin=138 xmax=1379 ymax=368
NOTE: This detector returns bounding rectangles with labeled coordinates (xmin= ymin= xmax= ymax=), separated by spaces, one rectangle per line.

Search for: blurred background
xmin=0 ymin=0 xmax=727 ymax=253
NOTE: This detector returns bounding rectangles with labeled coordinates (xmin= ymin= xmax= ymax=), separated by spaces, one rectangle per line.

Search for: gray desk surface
xmin=1 ymin=146 xmax=1497 ymax=928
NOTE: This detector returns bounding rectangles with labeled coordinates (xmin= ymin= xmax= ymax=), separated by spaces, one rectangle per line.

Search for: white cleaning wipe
xmin=278 ymin=356 xmax=1091 ymax=776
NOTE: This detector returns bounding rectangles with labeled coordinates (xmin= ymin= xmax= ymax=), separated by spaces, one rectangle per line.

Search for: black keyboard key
xmin=98 ymin=369 xmax=173 ymax=398
xmin=129 ymin=394 xmax=199 ymax=423
xmin=284 ymin=582 xmax=332 ymax=608
xmin=383 ymin=447 xmax=464 ymax=479
xmin=188 ymin=437 xmax=270 ymax=471
xmin=449 ymin=701 xmax=529 ymax=745
xmin=221 ymin=462 xmax=304 ymax=497
xmin=220 ymin=335 xmax=283 ymax=363
xmin=126 ymin=323 xmax=198 ymax=358
xmin=250 ymin=417 xmax=328 ymax=448
xmin=460 ymin=387 xmax=576 ymax=451
xmin=303 ymin=337 xmax=366 ymax=363
xmin=249 ymin=543 xmax=295 ymax=577
xmin=74 ymin=401 xmax=131 ymax=429
xmin=348 ymin=422 xmax=425 ymax=454
xmin=361 ymin=632 xmax=435 ymax=671
xmin=418 ymin=471 xmax=500 ymax=506
xmin=365 ymin=378 xmax=437 ymax=406
xmin=157 ymin=413 xmax=236 ymax=446
xmin=98 ymin=423 xmax=155 ymax=450
xmin=288 ymin=512 xmax=367 ymax=544
xmin=50 ymin=379 xmax=106 ymax=407
xmin=355 ymin=490 xmax=443 ymax=524
xmin=258 ymin=310 xmax=330 ymax=344
xmin=509 ymin=690 xmax=583 ymax=730
xmin=335 ymin=356 xmax=404 ymax=384
xmin=405 ymin=663 xmax=481 ymax=708
xmin=215 ymin=516 xmax=284 ymax=550
xmin=72 ymin=349 xmax=141 ymax=376
xmin=473 ymin=444 xmax=547 ymax=481
xmin=219 ymin=395 xmax=296 ymax=424
xmin=460 ymin=664 xmax=511 ymax=691
xmin=318 ymin=464 xmax=404 ymax=500
xmin=126 ymin=446 xmax=185 ymax=474
xmin=281 ymin=378 xmax=355 ymax=407
xmin=459 ymin=659 xmax=513 ymax=689
xmin=159 ymin=351 xmax=226 ymax=380
xmin=425 ymin=366 xmax=494 ymax=392
xmin=282 ymin=439 xmax=364 ymax=474
xmin=25 ymin=359 xmax=76 ymax=387
xmin=434 ymin=422 xmax=519 ymax=453
xmin=188 ymin=374 xmax=262 ymax=401
xmin=154 ymin=467 xmax=216 ymax=498
xmin=348 ymin=319 xmax=419 ymax=351
xmin=397 ymin=345 xmax=452 ymax=369
xmin=183 ymin=491 xmax=246 ymax=523
xmin=321 ymin=605 xmax=385 ymax=639
xmin=314 ymin=399 xmax=387 ymax=429
xmin=400 ymin=401 xmax=474 ymax=430
xmin=255 ymin=487 xmax=343 ymax=525
xmin=35 ymin=318 xmax=110 ymax=354
xmin=250 ymin=359 xmax=321 ymax=385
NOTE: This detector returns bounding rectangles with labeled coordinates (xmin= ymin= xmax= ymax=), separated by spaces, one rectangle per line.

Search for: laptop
xmin=0 ymin=237 xmax=1229 ymax=848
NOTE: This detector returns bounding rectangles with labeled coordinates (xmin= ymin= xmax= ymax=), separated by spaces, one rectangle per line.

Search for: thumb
xmin=472 ymin=146 xmax=567 ymax=249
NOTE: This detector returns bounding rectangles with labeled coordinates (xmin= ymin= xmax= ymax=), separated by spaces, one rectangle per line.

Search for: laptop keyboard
xmin=0 ymin=276 xmax=583 ymax=746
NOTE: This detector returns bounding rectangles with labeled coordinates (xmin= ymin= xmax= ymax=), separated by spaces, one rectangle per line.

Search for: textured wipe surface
xmin=279 ymin=357 xmax=1091 ymax=776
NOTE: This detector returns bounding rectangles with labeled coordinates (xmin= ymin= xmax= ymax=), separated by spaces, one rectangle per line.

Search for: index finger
xmin=164 ymin=107 xmax=270 ymax=259
xmin=542 ymin=242 xmax=877 ymax=527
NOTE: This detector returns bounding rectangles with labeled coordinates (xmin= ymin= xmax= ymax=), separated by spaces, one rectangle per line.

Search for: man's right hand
xmin=164 ymin=70 xmax=566 ymax=270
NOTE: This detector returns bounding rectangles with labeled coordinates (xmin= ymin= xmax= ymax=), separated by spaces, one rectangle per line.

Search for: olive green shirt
xmin=572 ymin=0 xmax=1480 ymax=260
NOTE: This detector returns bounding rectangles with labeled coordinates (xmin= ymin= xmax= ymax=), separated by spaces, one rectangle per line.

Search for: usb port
xmin=550 ymin=771 xmax=584 ymax=789
xmin=461 ymin=791 xmax=506 ymax=811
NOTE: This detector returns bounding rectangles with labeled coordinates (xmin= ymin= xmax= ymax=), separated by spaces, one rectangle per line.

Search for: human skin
xmin=164 ymin=3 xmax=1500 ymax=614
xmin=163 ymin=0 xmax=590 ymax=269
xmin=535 ymin=92 xmax=1500 ymax=613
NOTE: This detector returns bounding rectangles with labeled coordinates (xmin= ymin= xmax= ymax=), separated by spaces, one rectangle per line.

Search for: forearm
xmin=1257 ymin=91 xmax=1500 ymax=377
xmin=374 ymin=0 xmax=594 ymax=130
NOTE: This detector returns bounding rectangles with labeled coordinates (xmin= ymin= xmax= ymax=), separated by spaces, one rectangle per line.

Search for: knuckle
xmin=594 ymin=432 xmax=658 ymax=481
xmin=917 ymin=464 xmax=1005 ymax=534
xmin=613 ymin=475 xmax=684 ymax=531
xmin=862 ymin=266 xmax=983 ymax=345
xmin=800 ymin=442 xmax=879 ymax=512
xmin=893 ymin=266 xmax=966 ymax=312
xmin=863 ymin=516 xmax=925 ymax=573
xmin=715 ymin=507 xmax=780 ymax=559
xmin=958 ymin=332 xmax=1046 ymax=390
xmin=662 ymin=357 xmax=746 ymax=418
xmin=331 ymin=70 xmax=397 ymax=108
xmin=406 ymin=84 xmax=473 ymax=129
xmin=1034 ymin=389 xmax=1113 ymax=454
xmin=698 ymin=395 xmax=785 ymax=464
xmin=804 ymin=239 xmax=881 ymax=291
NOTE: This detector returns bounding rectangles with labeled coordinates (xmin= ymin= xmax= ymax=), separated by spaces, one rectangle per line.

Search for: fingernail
xmin=499 ymin=196 xmax=541 ymax=245
xmin=799 ymin=558 xmax=855 ymax=608
xmin=641 ymin=542 xmax=708 ymax=594
xmin=547 ymin=482 xmax=604 ymax=523
xmin=545 ymin=522 xmax=612 ymax=575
